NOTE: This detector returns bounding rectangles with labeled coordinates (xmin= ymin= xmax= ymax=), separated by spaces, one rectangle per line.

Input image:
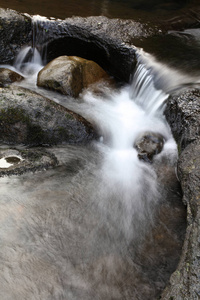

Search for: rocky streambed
xmin=0 ymin=7 xmax=200 ymax=300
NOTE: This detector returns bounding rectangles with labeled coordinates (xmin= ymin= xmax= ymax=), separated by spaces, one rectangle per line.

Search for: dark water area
xmin=1 ymin=0 xmax=200 ymax=23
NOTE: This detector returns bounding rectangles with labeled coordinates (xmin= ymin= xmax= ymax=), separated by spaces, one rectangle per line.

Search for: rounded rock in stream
xmin=134 ymin=132 xmax=165 ymax=163
xmin=37 ymin=56 xmax=111 ymax=98
xmin=0 ymin=68 xmax=24 ymax=87
xmin=0 ymin=86 xmax=97 ymax=146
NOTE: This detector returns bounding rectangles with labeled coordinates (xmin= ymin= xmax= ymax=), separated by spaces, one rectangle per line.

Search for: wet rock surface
xmin=0 ymin=86 xmax=97 ymax=145
xmin=161 ymin=88 xmax=200 ymax=300
xmin=134 ymin=132 xmax=164 ymax=163
xmin=0 ymin=8 xmax=31 ymax=63
xmin=37 ymin=56 xmax=110 ymax=97
xmin=165 ymin=88 xmax=200 ymax=151
xmin=161 ymin=141 xmax=200 ymax=300
xmin=0 ymin=147 xmax=58 ymax=177
xmin=0 ymin=8 xmax=161 ymax=82
xmin=0 ymin=68 xmax=24 ymax=87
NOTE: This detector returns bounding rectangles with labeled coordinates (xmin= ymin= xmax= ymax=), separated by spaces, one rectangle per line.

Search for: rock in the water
xmin=0 ymin=86 xmax=97 ymax=145
xmin=0 ymin=68 xmax=24 ymax=87
xmin=37 ymin=56 xmax=110 ymax=97
xmin=165 ymin=88 xmax=200 ymax=152
xmin=134 ymin=132 xmax=165 ymax=162
xmin=161 ymin=88 xmax=200 ymax=300
xmin=161 ymin=141 xmax=200 ymax=300
xmin=0 ymin=147 xmax=58 ymax=176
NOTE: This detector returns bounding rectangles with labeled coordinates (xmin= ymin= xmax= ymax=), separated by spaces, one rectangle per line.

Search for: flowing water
xmin=0 ymin=40 xmax=187 ymax=299
xmin=1 ymin=9 xmax=197 ymax=299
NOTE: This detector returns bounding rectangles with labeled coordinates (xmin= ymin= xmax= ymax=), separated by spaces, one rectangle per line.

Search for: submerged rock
xmin=37 ymin=56 xmax=110 ymax=97
xmin=0 ymin=86 xmax=97 ymax=145
xmin=134 ymin=132 xmax=165 ymax=163
xmin=0 ymin=68 xmax=24 ymax=87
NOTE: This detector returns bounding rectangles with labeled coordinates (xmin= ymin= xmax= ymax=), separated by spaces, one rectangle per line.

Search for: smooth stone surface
xmin=37 ymin=56 xmax=110 ymax=97
xmin=0 ymin=86 xmax=97 ymax=146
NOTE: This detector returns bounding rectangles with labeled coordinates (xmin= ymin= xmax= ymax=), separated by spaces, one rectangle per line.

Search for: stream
xmin=0 ymin=39 xmax=188 ymax=299
xmin=1 ymin=3 xmax=200 ymax=299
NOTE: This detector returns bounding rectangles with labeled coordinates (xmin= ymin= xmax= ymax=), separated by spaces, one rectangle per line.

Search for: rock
xmin=0 ymin=8 xmax=31 ymax=64
xmin=0 ymin=86 xmax=97 ymax=145
xmin=161 ymin=89 xmax=200 ymax=300
xmin=0 ymin=68 xmax=24 ymax=86
xmin=37 ymin=56 xmax=110 ymax=97
xmin=0 ymin=9 xmax=161 ymax=82
xmin=0 ymin=147 xmax=58 ymax=176
xmin=164 ymin=88 xmax=200 ymax=152
xmin=134 ymin=132 xmax=165 ymax=163
xmin=161 ymin=141 xmax=200 ymax=300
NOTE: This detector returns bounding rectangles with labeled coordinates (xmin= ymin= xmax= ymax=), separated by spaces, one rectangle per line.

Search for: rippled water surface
xmin=2 ymin=0 xmax=200 ymax=21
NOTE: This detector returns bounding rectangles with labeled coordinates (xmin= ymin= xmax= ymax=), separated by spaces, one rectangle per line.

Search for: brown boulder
xmin=37 ymin=56 xmax=110 ymax=98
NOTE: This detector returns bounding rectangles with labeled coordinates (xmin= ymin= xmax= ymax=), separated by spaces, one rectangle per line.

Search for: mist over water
xmin=0 ymin=37 xmax=187 ymax=299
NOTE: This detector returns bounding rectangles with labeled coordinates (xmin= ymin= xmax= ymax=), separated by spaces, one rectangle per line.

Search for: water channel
xmin=0 ymin=1 xmax=200 ymax=299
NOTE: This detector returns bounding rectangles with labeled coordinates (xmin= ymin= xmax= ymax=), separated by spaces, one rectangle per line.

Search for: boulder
xmin=134 ymin=132 xmax=165 ymax=163
xmin=0 ymin=68 xmax=24 ymax=87
xmin=37 ymin=56 xmax=110 ymax=97
xmin=164 ymin=88 xmax=200 ymax=152
xmin=0 ymin=9 xmax=161 ymax=82
xmin=0 ymin=8 xmax=31 ymax=64
xmin=161 ymin=88 xmax=200 ymax=300
xmin=0 ymin=86 xmax=97 ymax=146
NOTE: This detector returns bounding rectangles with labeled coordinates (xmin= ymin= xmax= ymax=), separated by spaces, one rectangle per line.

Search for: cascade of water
xmin=12 ymin=15 xmax=49 ymax=77
xmin=74 ymin=58 xmax=176 ymax=241
xmin=129 ymin=61 xmax=168 ymax=115
xmin=13 ymin=46 xmax=43 ymax=76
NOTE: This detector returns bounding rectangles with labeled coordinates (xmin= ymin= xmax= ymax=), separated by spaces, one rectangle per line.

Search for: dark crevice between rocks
xmin=45 ymin=37 xmax=136 ymax=83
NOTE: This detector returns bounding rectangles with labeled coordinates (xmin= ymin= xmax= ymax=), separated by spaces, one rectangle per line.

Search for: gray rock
xmin=0 ymin=8 xmax=31 ymax=63
xmin=161 ymin=89 xmax=200 ymax=300
xmin=164 ymin=88 xmax=200 ymax=152
xmin=0 ymin=86 xmax=97 ymax=145
xmin=0 ymin=67 xmax=24 ymax=86
xmin=0 ymin=9 xmax=161 ymax=82
xmin=134 ymin=132 xmax=165 ymax=163
xmin=37 ymin=56 xmax=110 ymax=97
